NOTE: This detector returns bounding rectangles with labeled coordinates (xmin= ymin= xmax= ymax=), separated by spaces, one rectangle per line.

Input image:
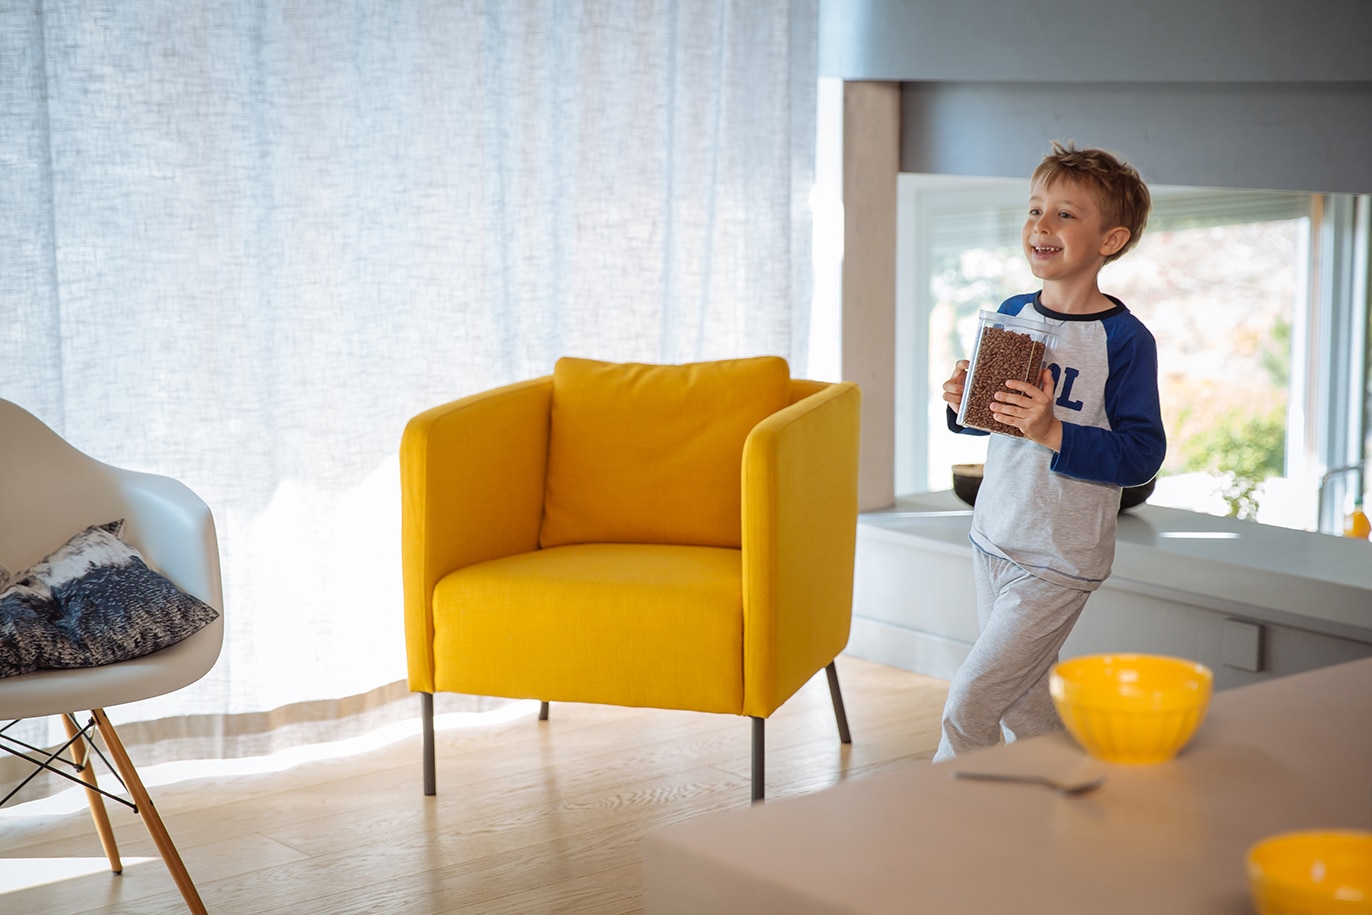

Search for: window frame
xmin=896 ymin=174 xmax=1370 ymax=533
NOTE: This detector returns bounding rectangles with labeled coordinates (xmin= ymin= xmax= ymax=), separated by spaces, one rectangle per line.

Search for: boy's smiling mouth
xmin=1032 ymin=245 xmax=1061 ymax=255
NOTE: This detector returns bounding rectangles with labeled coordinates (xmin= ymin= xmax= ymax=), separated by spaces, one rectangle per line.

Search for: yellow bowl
xmin=1247 ymin=830 xmax=1372 ymax=914
xmin=1049 ymin=653 xmax=1213 ymax=764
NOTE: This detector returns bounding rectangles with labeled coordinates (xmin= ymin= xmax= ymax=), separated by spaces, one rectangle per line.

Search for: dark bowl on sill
xmin=1119 ymin=476 xmax=1156 ymax=512
xmin=951 ymin=463 xmax=1155 ymax=514
xmin=951 ymin=463 xmax=984 ymax=507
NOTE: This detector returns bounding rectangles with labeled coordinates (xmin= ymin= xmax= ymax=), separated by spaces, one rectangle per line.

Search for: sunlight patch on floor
xmin=0 ymin=700 xmax=541 ymax=819
xmin=0 ymin=856 xmax=156 ymax=893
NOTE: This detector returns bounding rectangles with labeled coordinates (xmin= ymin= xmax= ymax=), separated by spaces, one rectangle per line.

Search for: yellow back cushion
xmin=540 ymin=356 xmax=790 ymax=549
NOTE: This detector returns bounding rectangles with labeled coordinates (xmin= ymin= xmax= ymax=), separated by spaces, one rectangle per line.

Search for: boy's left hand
xmin=992 ymin=368 xmax=1063 ymax=452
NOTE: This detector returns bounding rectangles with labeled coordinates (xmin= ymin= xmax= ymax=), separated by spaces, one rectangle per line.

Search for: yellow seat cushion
xmin=539 ymin=356 xmax=791 ymax=549
xmin=431 ymin=543 xmax=743 ymax=713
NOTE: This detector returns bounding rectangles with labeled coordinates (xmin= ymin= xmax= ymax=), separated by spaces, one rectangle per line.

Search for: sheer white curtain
xmin=0 ymin=0 xmax=817 ymax=777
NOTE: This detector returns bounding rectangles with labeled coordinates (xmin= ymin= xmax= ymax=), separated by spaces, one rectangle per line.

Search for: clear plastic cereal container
xmin=956 ymin=310 xmax=1058 ymax=437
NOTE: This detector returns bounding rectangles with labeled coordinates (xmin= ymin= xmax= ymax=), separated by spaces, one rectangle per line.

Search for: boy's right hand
xmin=942 ymin=360 xmax=969 ymax=408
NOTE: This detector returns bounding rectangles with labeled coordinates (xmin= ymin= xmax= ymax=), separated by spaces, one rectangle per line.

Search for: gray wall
xmin=819 ymin=0 xmax=1372 ymax=193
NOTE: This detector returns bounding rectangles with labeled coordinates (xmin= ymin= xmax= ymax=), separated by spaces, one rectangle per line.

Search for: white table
xmin=643 ymin=657 xmax=1372 ymax=914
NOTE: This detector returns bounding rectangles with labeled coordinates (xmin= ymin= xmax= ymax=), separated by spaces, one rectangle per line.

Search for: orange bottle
xmin=1346 ymin=497 xmax=1371 ymax=539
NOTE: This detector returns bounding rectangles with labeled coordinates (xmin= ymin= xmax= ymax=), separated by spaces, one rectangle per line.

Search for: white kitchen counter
xmin=850 ymin=492 xmax=1372 ymax=686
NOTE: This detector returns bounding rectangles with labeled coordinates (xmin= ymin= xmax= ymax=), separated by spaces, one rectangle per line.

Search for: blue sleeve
xmin=998 ymin=294 xmax=1036 ymax=318
xmin=1052 ymin=317 xmax=1166 ymax=487
xmin=947 ymin=405 xmax=990 ymax=436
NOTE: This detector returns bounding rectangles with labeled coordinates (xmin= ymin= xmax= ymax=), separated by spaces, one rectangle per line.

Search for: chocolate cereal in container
xmin=956 ymin=310 xmax=1058 ymax=437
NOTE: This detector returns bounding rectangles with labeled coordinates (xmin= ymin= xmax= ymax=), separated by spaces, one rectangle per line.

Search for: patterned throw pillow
xmin=0 ymin=582 xmax=50 ymax=678
xmin=0 ymin=521 xmax=219 ymax=678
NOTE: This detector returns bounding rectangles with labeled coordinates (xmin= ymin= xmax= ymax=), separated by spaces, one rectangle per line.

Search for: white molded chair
xmin=0 ymin=398 xmax=223 ymax=915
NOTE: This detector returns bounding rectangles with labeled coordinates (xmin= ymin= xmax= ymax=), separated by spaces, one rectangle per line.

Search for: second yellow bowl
xmin=1247 ymin=830 xmax=1372 ymax=914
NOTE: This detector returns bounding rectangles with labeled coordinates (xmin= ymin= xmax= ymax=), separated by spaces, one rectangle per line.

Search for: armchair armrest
xmin=400 ymin=376 xmax=554 ymax=691
xmin=740 ymin=380 xmax=862 ymax=717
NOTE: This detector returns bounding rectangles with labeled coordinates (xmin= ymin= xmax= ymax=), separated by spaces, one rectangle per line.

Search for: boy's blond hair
xmin=1032 ymin=141 xmax=1151 ymax=265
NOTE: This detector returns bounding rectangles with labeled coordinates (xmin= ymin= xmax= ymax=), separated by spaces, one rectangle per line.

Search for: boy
xmin=933 ymin=142 xmax=1165 ymax=761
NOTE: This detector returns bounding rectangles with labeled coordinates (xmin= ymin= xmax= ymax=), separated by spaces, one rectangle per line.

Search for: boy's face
xmin=1022 ymin=177 xmax=1128 ymax=285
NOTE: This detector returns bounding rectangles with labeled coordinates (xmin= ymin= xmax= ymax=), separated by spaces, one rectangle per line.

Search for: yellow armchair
xmin=401 ymin=356 xmax=861 ymax=801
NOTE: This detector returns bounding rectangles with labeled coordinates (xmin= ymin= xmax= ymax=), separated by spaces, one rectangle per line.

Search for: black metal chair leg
xmin=826 ymin=661 xmax=852 ymax=744
xmin=539 ymin=701 xmax=550 ymax=721
xmin=751 ymin=716 xmax=765 ymax=803
xmin=422 ymin=692 xmax=436 ymax=796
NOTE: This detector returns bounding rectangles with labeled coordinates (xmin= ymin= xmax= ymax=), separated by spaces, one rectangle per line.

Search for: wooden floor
xmin=0 ymin=657 xmax=948 ymax=914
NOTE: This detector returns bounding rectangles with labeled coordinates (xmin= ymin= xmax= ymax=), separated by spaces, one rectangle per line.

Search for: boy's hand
xmin=942 ymin=360 xmax=969 ymax=408
xmin=993 ymin=367 xmax=1063 ymax=452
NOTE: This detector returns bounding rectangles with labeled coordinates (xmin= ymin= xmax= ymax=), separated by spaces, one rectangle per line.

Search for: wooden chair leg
xmin=91 ymin=709 xmax=206 ymax=915
xmin=826 ymin=661 xmax=853 ymax=744
xmin=61 ymin=714 xmax=122 ymax=875
xmin=751 ymin=716 xmax=765 ymax=803
xmin=422 ymin=692 xmax=436 ymax=797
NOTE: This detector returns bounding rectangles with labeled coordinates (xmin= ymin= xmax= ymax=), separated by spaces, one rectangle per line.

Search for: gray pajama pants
xmin=933 ymin=549 xmax=1091 ymax=762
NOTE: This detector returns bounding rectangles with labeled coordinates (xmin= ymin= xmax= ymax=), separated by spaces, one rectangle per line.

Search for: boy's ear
xmin=1100 ymin=226 xmax=1131 ymax=258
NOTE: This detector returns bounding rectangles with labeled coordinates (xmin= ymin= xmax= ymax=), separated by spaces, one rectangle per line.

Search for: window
xmin=896 ymin=175 xmax=1370 ymax=533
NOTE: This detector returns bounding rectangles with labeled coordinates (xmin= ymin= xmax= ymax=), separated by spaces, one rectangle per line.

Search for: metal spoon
xmin=952 ymin=771 xmax=1106 ymax=796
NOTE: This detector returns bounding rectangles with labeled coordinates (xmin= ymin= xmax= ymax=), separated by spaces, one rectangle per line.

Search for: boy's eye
xmin=1059 ymin=211 xmax=1074 ymax=219
xmin=1028 ymin=208 xmax=1041 ymax=216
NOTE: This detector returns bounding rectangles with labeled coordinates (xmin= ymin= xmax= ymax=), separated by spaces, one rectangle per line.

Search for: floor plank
xmin=0 ymin=656 xmax=947 ymax=914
